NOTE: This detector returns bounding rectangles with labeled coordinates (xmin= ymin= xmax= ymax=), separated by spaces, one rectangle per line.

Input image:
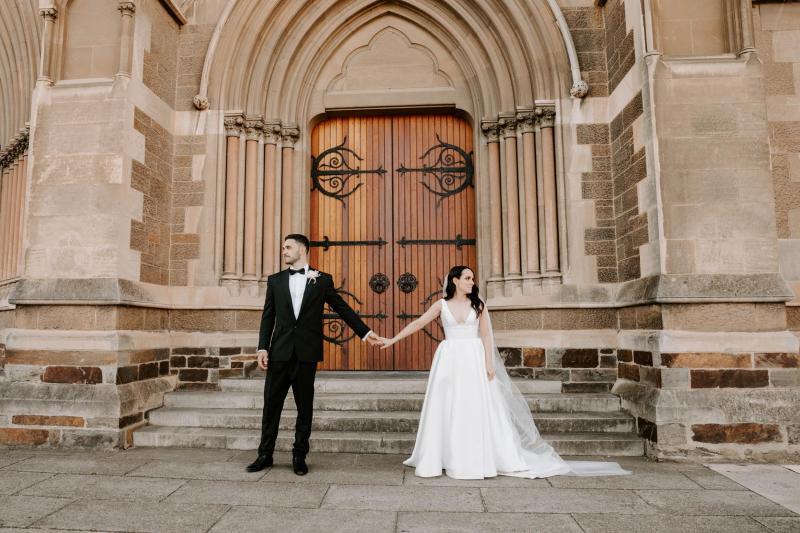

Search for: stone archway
xmin=202 ymin=0 xmax=577 ymax=305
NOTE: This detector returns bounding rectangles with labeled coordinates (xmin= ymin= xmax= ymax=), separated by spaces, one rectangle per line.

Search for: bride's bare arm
xmin=478 ymin=308 xmax=495 ymax=378
xmin=381 ymin=300 xmax=442 ymax=348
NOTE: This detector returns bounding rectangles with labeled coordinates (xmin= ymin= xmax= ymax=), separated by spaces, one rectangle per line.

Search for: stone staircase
xmin=133 ymin=372 xmax=644 ymax=456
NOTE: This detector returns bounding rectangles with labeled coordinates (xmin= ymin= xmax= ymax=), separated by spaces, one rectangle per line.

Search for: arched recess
xmin=0 ymin=0 xmax=40 ymax=148
xmin=201 ymin=0 xmax=576 ymax=298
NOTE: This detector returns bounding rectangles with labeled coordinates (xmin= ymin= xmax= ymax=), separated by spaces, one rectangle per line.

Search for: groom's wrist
xmin=361 ymin=330 xmax=373 ymax=341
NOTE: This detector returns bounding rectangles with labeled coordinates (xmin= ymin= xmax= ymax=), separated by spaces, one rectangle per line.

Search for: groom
xmin=246 ymin=234 xmax=384 ymax=474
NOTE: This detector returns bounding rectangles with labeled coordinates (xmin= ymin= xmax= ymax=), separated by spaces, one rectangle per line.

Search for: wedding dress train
xmin=403 ymin=299 xmax=630 ymax=479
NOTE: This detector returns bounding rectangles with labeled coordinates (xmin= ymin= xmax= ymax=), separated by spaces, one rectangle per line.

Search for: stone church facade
xmin=0 ymin=0 xmax=799 ymax=460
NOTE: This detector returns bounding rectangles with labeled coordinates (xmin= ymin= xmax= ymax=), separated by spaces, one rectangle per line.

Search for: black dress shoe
xmin=292 ymin=455 xmax=308 ymax=476
xmin=246 ymin=455 xmax=273 ymax=472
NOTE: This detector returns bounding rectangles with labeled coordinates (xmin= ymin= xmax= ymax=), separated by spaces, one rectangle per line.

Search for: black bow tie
xmin=289 ymin=267 xmax=306 ymax=276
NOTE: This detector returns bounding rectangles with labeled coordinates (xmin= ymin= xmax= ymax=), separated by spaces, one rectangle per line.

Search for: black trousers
xmin=257 ymin=351 xmax=317 ymax=458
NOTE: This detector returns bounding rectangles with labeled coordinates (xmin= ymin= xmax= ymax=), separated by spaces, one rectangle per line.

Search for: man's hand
xmin=257 ymin=350 xmax=268 ymax=370
xmin=366 ymin=335 xmax=386 ymax=347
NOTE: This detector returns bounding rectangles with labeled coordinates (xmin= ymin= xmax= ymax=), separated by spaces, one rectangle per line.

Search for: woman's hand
xmin=380 ymin=337 xmax=397 ymax=350
xmin=486 ymin=366 xmax=496 ymax=381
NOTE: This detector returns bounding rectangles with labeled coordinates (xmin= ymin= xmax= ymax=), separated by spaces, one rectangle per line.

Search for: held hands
xmin=365 ymin=334 xmax=386 ymax=347
xmin=379 ymin=336 xmax=397 ymax=350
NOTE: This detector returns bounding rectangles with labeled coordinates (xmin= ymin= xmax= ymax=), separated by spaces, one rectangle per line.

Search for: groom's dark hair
xmin=285 ymin=233 xmax=311 ymax=252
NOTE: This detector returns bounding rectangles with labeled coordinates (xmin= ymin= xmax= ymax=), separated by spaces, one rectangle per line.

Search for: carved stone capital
xmin=243 ymin=115 xmax=264 ymax=140
xmin=39 ymin=7 xmax=57 ymax=22
xmin=118 ymin=1 xmax=136 ymax=15
xmin=516 ymin=110 xmax=536 ymax=134
xmin=281 ymin=123 xmax=300 ymax=146
xmin=535 ymin=106 xmax=557 ymax=128
xmin=498 ymin=113 xmax=518 ymax=138
xmin=262 ymin=120 xmax=282 ymax=144
xmin=192 ymin=94 xmax=209 ymax=110
xmin=480 ymin=120 xmax=500 ymax=143
xmin=224 ymin=114 xmax=244 ymax=136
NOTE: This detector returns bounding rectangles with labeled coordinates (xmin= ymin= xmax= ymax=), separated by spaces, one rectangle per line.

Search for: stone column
xmin=0 ymin=166 xmax=9 ymax=278
xmin=243 ymin=116 xmax=262 ymax=280
xmin=262 ymin=120 xmax=281 ymax=279
xmin=222 ymin=114 xmax=243 ymax=278
xmin=481 ymin=120 xmax=503 ymax=280
xmin=280 ymin=124 xmax=299 ymax=238
xmin=738 ymin=0 xmax=756 ymax=56
xmin=499 ymin=113 xmax=522 ymax=289
xmin=517 ymin=109 xmax=540 ymax=280
xmin=37 ymin=7 xmax=57 ymax=84
xmin=117 ymin=2 xmax=136 ymax=77
xmin=537 ymin=107 xmax=559 ymax=275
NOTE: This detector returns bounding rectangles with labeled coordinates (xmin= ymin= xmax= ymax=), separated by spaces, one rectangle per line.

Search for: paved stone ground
xmin=0 ymin=448 xmax=798 ymax=532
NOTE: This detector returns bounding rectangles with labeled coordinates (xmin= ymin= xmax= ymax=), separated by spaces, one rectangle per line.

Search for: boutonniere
xmin=306 ymin=269 xmax=320 ymax=284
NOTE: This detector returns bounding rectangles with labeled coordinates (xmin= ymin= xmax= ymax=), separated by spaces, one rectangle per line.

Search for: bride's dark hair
xmin=444 ymin=266 xmax=484 ymax=316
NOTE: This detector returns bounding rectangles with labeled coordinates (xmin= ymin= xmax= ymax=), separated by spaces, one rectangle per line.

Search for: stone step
xmin=132 ymin=426 xmax=644 ymax=456
xmin=148 ymin=407 xmax=635 ymax=434
xmin=219 ymin=375 xmax=561 ymax=394
xmin=164 ymin=391 xmax=622 ymax=413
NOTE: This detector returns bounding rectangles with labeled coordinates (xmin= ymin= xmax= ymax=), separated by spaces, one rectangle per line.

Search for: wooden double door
xmin=310 ymin=114 xmax=476 ymax=370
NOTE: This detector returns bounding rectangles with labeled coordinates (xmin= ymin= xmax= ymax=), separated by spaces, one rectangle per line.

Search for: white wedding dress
xmin=404 ymin=299 xmax=629 ymax=479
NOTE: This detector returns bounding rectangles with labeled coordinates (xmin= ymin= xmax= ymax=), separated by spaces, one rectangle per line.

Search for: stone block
xmin=691 ymin=423 xmax=782 ymax=444
xmin=637 ymin=417 xmax=657 ymax=442
xmin=169 ymin=356 xmax=186 ymax=368
xmin=178 ymin=368 xmax=208 ymax=382
xmin=561 ymin=349 xmax=599 ymax=368
xmin=522 ymin=348 xmax=545 ymax=367
xmin=498 ymin=348 xmax=521 ymax=367
xmin=633 ymin=351 xmax=652 ymax=366
xmin=600 ymin=354 xmax=617 ymax=368
xmin=661 ymin=353 xmax=753 ymax=369
xmin=755 ymin=353 xmax=800 ymax=368
xmin=789 ymin=425 xmax=800 ymax=445
xmin=617 ymin=349 xmax=633 ymax=362
xmin=0 ymin=428 xmax=52 ymax=445
xmin=639 ymin=367 xmax=662 ymax=388
xmin=187 ymin=356 xmax=219 ymax=369
xmin=42 ymin=366 xmax=103 ymax=384
xmin=533 ymin=369 xmax=569 ymax=381
xmin=576 ymin=123 xmax=609 ymax=145
xmin=618 ymin=362 xmax=639 ymax=381
xmin=139 ymin=362 xmax=159 ymax=380
xmin=116 ymin=366 xmax=139 ymax=385
xmin=769 ymin=369 xmax=800 ymax=387
xmin=220 ymin=347 xmax=242 ymax=356
xmin=12 ymin=414 xmax=85 ymax=427
xmin=690 ymin=369 xmax=769 ymax=388
xmin=570 ymin=369 xmax=617 ymax=382
xmin=507 ymin=368 xmax=534 ymax=378
xmin=660 ymin=368 xmax=690 ymax=389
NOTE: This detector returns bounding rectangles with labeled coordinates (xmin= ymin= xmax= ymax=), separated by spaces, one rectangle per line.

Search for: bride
xmin=379 ymin=266 xmax=630 ymax=479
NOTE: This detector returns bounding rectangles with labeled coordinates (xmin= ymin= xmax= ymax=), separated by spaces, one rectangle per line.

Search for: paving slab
xmin=707 ymin=464 xmax=800 ymax=515
xmin=752 ymin=516 xmax=800 ymax=532
xmin=322 ymin=484 xmax=484 ymax=512
xmin=548 ymin=470 xmax=701 ymax=490
xmin=126 ymin=459 xmax=268 ymax=481
xmin=34 ymin=499 xmax=230 ymax=533
xmin=120 ymin=446 xmax=240 ymax=463
xmin=165 ymin=479 xmax=328 ymax=508
xmin=573 ymin=514 xmax=772 ymax=533
xmin=4 ymin=454 xmax=148 ymax=476
xmin=784 ymin=465 xmax=800 ymax=475
xmin=481 ymin=487 xmax=656 ymax=514
xmin=263 ymin=461 xmax=404 ymax=485
xmin=679 ymin=468 xmax=750 ymax=490
xmin=0 ymin=471 xmax=54 ymax=495
xmin=0 ymin=453 xmax=35 ymax=469
xmin=396 ymin=511 xmax=583 ymax=532
xmin=208 ymin=506 xmax=396 ymax=533
xmin=634 ymin=489 xmax=797 ymax=516
xmin=20 ymin=473 xmax=186 ymax=501
xmin=0 ymin=496 xmax=73 ymax=528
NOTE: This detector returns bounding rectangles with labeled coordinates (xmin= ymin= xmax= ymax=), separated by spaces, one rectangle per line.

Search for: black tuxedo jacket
xmin=257 ymin=268 xmax=371 ymax=362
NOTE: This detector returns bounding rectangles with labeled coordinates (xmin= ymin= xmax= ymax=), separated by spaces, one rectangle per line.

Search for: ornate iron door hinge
xmin=396 ymin=134 xmax=474 ymax=205
xmin=311 ymin=236 xmax=388 ymax=251
xmin=311 ymin=137 xmax=386 ymax=205
xmin=396 ymin=234 xmax=476 ymax=249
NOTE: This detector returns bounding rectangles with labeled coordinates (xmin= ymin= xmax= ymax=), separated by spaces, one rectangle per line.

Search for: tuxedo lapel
xmin=297 ymin=268 xmax=317 ymax=319
xmin=279 ymin=269 xmax=295 ymax=320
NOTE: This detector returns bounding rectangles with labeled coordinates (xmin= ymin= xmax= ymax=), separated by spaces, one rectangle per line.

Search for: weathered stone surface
xmin=322 ymin=485 xmax=483 ymax=512
xmin=11 ymin=414 xmax=84 ymax=427
xmin=0 ymin=495 xmax=73 ymax=527
xmin=690 ymin=370 xmax=769 ymax=388
xmin=0 ymin=428 xmax=51 ymax=445
xmin=755 ymin=353 xmax=800 ymax=368
xmin=522 ymin=348 xmax=545 ymax=367
xmin=662 ymin=353 xmax=753 ymax=369
xmin=42 ymin=366 xmax=103 ymax=384
xmin=116 ymin=365 xmax=138 ymax=385
xmin=482 ymin=487 xmax=653 ymax=514
xmin=498 ymin=348 xmax=521 ymax=367
xmin=636 ymin=488 xmax=795 ymax=516
xmin=691 ymin=423 xmax=783 ymax=444
xmin=561 ymin=349 xmax=599 ymax=368
xmin=618 ymin=362 xmax=639 ymax=381
xmin=637 ymin=417 xmax=658 ymax=442
xmin=208 ymin=507 xmax=396 ymax=533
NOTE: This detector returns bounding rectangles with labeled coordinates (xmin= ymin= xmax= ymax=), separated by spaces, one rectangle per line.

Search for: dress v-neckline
xmin=443 ymin=299 xmax=474 ymax=325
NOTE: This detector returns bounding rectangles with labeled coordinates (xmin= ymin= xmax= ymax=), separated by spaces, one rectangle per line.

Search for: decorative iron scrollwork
xmin=397 ymin=272 xmax=418 ymax=294
xmin=369 ymin=273 xmax=390 ymax=294
xmin=311 ymin=137 xmax=387 ymax=205
xmin=397 ymin=234 xmax=476 ymax=249
xmin=310 ymin=236 xmax=388 ymax=251
xmin=396 ymin=134 xmax=474 ymax=205
xmin=322 ymin=279 xmax=385 ymax=348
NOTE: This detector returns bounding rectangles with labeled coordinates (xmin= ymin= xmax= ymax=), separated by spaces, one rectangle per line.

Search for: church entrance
xmin=310 ymin=114 xmax=476 ymax=370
